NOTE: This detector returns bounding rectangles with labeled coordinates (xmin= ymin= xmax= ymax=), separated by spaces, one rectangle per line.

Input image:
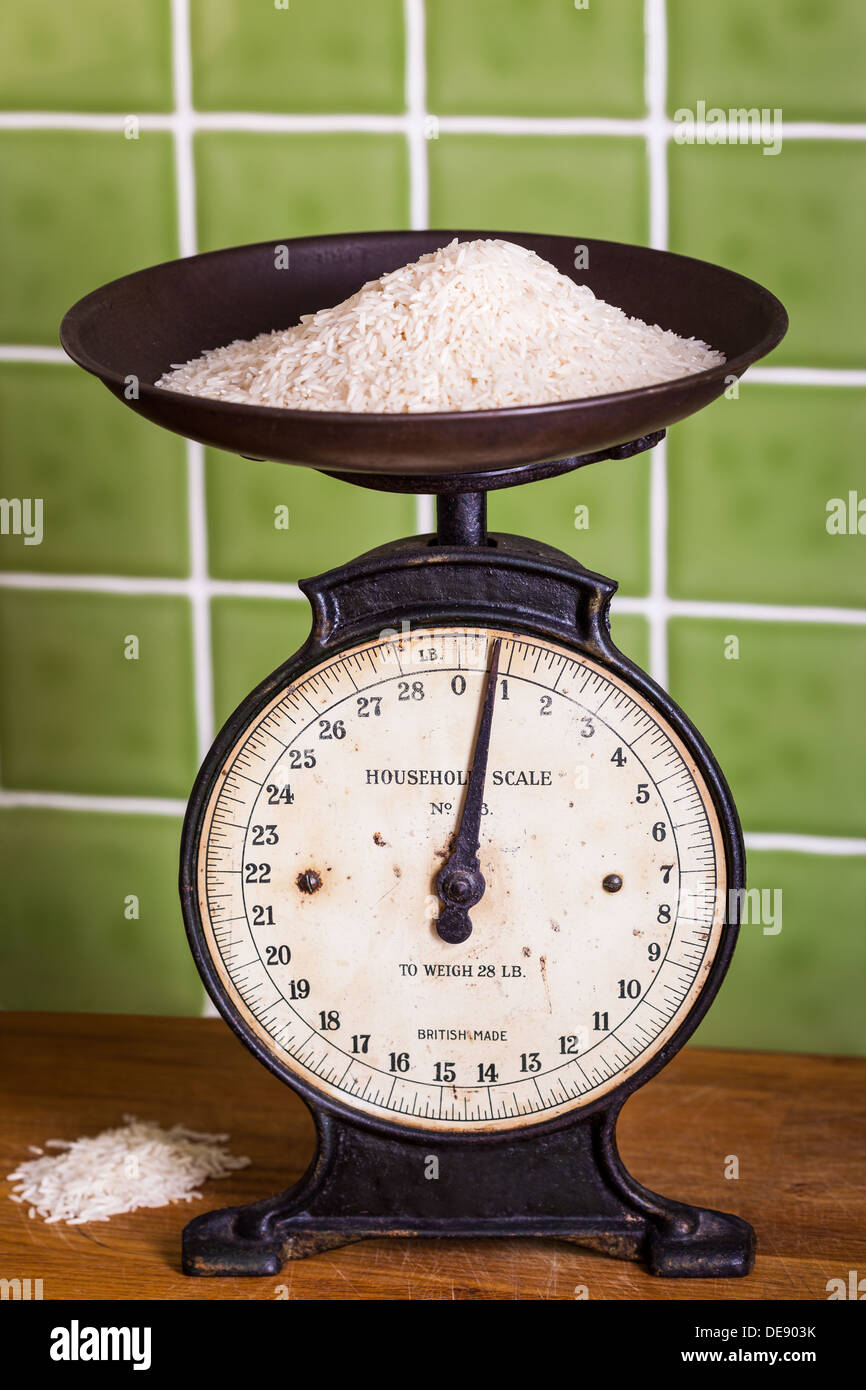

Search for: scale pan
xmin=61 ymin=230 xmax=786 ymax=480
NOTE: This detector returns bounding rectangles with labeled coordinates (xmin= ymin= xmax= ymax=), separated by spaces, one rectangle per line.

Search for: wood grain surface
xmin=1 ymin=1013 xmax=863 ymax=1301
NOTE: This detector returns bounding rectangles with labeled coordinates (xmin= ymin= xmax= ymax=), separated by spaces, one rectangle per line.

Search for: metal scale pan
xmin=60 ymin=229 xmax=787 ymax=489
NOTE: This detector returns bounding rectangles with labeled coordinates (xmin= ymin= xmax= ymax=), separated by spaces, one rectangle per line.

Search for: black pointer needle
xmin=435 ymin=639 xmax=502 ymax=944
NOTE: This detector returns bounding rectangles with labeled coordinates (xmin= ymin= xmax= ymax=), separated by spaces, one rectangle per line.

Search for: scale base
xmin=182 ymin=1109 xmax=754 ymax=1280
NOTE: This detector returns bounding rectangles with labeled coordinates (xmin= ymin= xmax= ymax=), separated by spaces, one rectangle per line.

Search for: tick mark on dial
xmin=603 ymin=874 xmax=623 ymax=893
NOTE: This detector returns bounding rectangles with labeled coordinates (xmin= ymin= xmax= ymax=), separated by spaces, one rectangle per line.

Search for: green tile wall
xmin=0 ymin=810 xmax=201 ymax=1015
xmin=667 ymin=0 xmax=866 ymax=124
xmin=0 ymin=591 xmax=198 ymax=798
xmin=0 ymin=3 xmax=863 ymax=1064
xmin=0 ymin=2 xmax=173 ymax=113
xmin=206 ymin=453 xmax=415 ymax=583
xmin=690 ymin=852 xmax=866 ymax=1057
xmin=211 ymin=598 xmax=313 ymax=726
xmin=0 ymin=364 xmax=189 ymax=577
xmin=668 ymin=386 xmax=866 ymax=609
xmin=428 ymin=136 xmax=649 ymax=242
xmin=668 ymin=619 xmax=866 ymax=838
xmin=489 ymin=453 xmax=650 ymax=597
xmin=190 ymin=0 xmax=406 ymax=114
xmin=668 ymin=141 xmax=866 ymax=369
xmin=0 ymin=131 xmax=178 ymax=345
xmin=195 ymin=133 xmax=410 ymax=252
xmin=426 ymin=0 xmax=645 ymax=118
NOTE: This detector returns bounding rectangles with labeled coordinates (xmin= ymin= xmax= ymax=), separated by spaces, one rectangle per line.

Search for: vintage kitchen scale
xmin=62 ymin=230 xmax=786 ymax=1278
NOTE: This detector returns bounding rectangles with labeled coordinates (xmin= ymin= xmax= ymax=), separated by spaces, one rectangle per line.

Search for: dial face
xmin=194 ymin=625 xmax=727 ymax=1133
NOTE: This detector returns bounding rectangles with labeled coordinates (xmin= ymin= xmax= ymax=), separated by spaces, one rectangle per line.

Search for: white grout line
xmin=0 ymin=573 xmax=199 ymax=596
xmin=644 ymin=0 xmax=669 ymax=250
xmin=2 ymin=570 xmax=864 ymax=627
xmin=4 ymin=344 xmax=864 ymax=389
xmin=170 ymin=0 xmax=216 ymax=1015
xmin=171 ymin=0 xmax=214 ymax=767
xmin=677 ymin=120 xmax=866 ymax=142
xmin=747 ymin=366 xmax=866 ymax=388
xmin=186 ymin=439 xmax=215 ymax=762
xmin=205 ymin=579 xmax=305 ymax=602
xmin=744 ymin=833 xmax=866 ymax=857
xmin=436 ymin=115 xmax=651 ymax=138
xmin=404 ymin=0 xmax=434 ymax=538
xmin=0 ymin=113 xmax=177 ymax=131
xmin=0 ymin=111 xmax=410 ymax=134
xmin=0 ymin=785 xmax=861 ymax=855
xmin=613 ymin=595 xmax=866 ymax=626
xmin=645 ymin=0 xmax=669 ymax=691
xmin=405 ymin=0 xmax=429 ymax=230
xmin=191 ymin=112 xmax=409 ymax=134
xmin=0 ymin=345 xmax=69 ymax=363
xmin=170 ymin=0 xmax=196 ymax=260
xmin=0 ymin=571 xmax=309 ymax=601
xmin=3 ymin=110 xmax=866 ymax=140
xmin=0 ymin=789 xmax=186 ymax=817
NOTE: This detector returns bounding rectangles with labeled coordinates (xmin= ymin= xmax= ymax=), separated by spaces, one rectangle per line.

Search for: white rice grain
xmin=6 ymin=1116 xmax=250 ymax=1226
xmin=156 ymin=238 xmax=724 ymax=413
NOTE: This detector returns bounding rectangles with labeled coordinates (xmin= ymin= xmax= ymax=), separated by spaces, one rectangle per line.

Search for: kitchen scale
xmin=62 ymin=230 xmax=786 ymax=1279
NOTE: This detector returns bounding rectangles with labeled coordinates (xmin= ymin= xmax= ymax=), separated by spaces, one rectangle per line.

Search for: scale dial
xmin=191 ymin=625 xmax=727 ymax=1134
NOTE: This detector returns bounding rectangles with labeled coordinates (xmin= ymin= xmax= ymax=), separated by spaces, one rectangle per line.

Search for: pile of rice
xmin=6 ymin=1117 xmax=250 ymax=1224
xmin=157 ymin=237 xmax=724 ymax=413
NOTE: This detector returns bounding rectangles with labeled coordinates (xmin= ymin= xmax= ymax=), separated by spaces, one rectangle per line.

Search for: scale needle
xmin=434 ymin=639 xmax=502 ymax=944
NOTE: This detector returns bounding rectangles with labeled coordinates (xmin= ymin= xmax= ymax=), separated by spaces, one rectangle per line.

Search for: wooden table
xmin=1 ymin=1013 xmax=863 ymax=1301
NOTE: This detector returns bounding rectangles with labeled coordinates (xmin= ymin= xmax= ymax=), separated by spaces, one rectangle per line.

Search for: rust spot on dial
xmin=296 ymin=869 xmax=322 ymax=894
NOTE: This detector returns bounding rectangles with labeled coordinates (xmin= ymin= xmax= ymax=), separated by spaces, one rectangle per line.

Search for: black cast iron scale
xmin=61 ymin=230 xmax=786 ymax=1280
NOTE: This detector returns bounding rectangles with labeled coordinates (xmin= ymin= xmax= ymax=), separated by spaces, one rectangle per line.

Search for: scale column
xmin=435 ymin=492 xmax=487 ymax=546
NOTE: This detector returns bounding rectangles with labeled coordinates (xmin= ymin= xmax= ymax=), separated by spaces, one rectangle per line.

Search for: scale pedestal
xmin=183 ymin=1108 xmax=754 ymax=1278
xmin=60 ymin=228 xmax=787 ymax=1283
xmin=178 ymin=495 xmax=752 ymax=1280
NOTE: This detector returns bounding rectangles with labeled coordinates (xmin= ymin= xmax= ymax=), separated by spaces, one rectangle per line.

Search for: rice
xmin=156 ymin=237 xmax=724 ymax=413
xmin=6 ymin=1116 xmax=250 ymax=1225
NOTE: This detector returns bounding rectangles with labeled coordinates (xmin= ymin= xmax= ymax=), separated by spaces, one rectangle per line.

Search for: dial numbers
xmin=196 ymin=627 xmax=726 ymax=1132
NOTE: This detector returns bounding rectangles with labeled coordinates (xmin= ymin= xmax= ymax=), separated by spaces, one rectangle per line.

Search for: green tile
xmin=190 ymin=0 xmax=404 ymax=113
xmin=691 ymin=852 xmax=866 ymax=1056
xmin=488 ymin=453 xmax=650 ymax=597
xmin=668 ymin=619 xmax=866 ymax=837
xmin=608 ymin=613 xmax=650 ymax=674
xmin=669 ymin=141 xmax=866 ymax=369
xmin=668 ymin=0 xmax=866 ymax=124
xmin=428 ymin=136 xmax=648 ymax=243
xmin=211 ymin=597 xmax=312 ymax=727
xmin=0 ymin=591 xmax=197 ymax=798
xmin=206 ymin=453 xmax=416 ymax=583
xmin=427 ymin=0 xmax=645 ymax=118
xmin=195 ymin=133 xmax=409 ymax=253
xmin=669 ymin=385 xmax=866 ymax=609
xmin=0 ymin=132 xmax=177 ymax=346
xmin=0 ymin=0 xmax=173 ymax=113
xmin=0 ymin=809 xmax=201 ymax=1014
xmin=0 ymin=364 xmax=188 ymax=577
